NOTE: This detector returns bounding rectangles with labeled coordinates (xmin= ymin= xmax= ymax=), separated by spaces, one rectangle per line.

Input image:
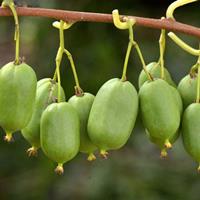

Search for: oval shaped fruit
xmin=144 ymin=86 xmax=182 ymax=158
xmin=138 ymin=62 xmax=176 ymax=88
xmin=178 ymin=74 xmax=197 ymax=108
xmin=68 ymin=93 xmax=97 ymax=161
xmin=0 ymin=62 xmax=37 ymax=141
xmin=182 ymin=103 xmax=200 ymax=171
xmin=170 ymin=85 xmax=183 ymax=115
xmin=88 ymin=78 xmax=138 ymax=158
xmin=139 ymin=79 xmax=181 ymax=155
xmin=21 ymin=78 xmax=66 ymax=156
xmin=41 ymin=102 xmax=80 ymax=174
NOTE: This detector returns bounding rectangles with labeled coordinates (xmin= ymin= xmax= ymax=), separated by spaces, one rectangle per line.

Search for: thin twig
xmin=0 ymin=7 xmax=200 ymax=38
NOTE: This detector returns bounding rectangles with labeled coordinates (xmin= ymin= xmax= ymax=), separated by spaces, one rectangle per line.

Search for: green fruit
xmin=145 ymin=85 xmax=182 ymax=157
xmin=139 ymin=79 xmax=181 ymax=155
xmin=178 ymin=74 xmax=197 ymax=108
xmin=37 ymin=78 xmax=52 ymax=88
xmin=88 ymin=78 xmax=138 ymax=158
xmin=170 ymin=85 xmax=183 ymax=115
xmin=22 ymin=78 xmax=66 ymax=156
xmin=0 ymin=62 xmax=37 ymax=141
xmin=68 ymin=93 xmax=97 ymax=161
xmin=138 ymin=62 xmax=176 ymax=88
xmin=182 ymin=103 xmax=200 ymax=171
xmin=41 ymin=102 xmax=80 ymax=174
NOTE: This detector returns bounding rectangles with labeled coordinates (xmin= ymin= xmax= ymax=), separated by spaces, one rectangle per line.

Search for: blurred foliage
xmin=0 ymin=0 xmax=200 ymax=199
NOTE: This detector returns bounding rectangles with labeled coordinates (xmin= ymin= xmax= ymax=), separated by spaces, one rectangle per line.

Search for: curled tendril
xmin=168 ymin=32 xmax=200 ymax=56
xmin=166 ymin=0 xmax=198 ymax=20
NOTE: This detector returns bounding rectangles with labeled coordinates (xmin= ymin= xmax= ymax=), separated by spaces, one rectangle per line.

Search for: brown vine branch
xmin=0 ymin=7 xmax=200 ymax=38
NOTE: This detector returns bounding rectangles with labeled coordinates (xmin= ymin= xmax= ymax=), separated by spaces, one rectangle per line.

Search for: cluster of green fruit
xmin=1 ymin=57 xmax=200 ymax=174
xmin=0 ymin=60 xmax=139 ymax=174
xmin=1 ymin=0 xmax=200 ymax=175
xmin=139 ymin=60 xmax=200 ymax=171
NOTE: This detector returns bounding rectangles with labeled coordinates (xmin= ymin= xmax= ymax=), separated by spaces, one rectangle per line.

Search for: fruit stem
xmin=87 ymin=153 xmax=96 ymax=161
xmin=121 ymin=19 xmax=134 ymax=81
xmin=53 ymin=70 xmax=57 ymax=81
xmin=121 ymin=19 xmax=152 ymax=81
xmin=134 ymin=42 xmax=153 ymax=81
xmin=64 ymin=49 xmax=83 ymax=96
xmin=55 ymin=47 xmax=62 ymax=103
xmin=55 ymin=163 xmax=64 ymax=175
xmin=53 ymin=20 xmax=83 ymax=97
xmin=4 ymin=132 xmax=13 ymax=142
xmin=2 ymin=0 xmax=20 ymax=65
xmin=196 ymin=54 xmax=200 ymax=103
xmin=121 ymin=39 xmax=132 ymax=81
xmin=54 ymin=20 xmax=66 ymax=102
xmin=158 ymin=26 xmax=166 ymax=79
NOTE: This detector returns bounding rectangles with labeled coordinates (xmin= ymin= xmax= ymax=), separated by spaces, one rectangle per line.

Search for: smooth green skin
xmin=68 ymin=93 xmax=97 ymax=154
xmin=0 ymin=62 xmax=37 ymax=133
xmin=145 ymin=85 xmax=182 ymax=149
xmin=41 ymin=102 xmax=80 ymax=164
xmin=182 ymin=103 xmax=200 ymax=162
xmin=145 ymin=129 xmax=180 ymax=149
xmin=170 ymin=85 xmax=183 ymax=115
xmin=37 ymin=78 xmax=52 ymax=88
xmin=21 ymin=79 xmax=66 ymax=148
xmin=178 ymin=74 xmax=197 ymax=108
xmin=88 ymin=78 xmax=138 ymax=151
xmin=138 ymin=62 xmax=176 ymax=88
xmin=139 ymin=79 xmax=180 ymax=144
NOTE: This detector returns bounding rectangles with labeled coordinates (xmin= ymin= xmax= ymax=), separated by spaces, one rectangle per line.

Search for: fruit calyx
xmin=160 ymin=148 xmax=168 ymax=158
xmin=4 ymin=132 xmax=13 ymax=142
xmin=100 ymin=150 xmax=109 ymax=159
xmin=87 ymin=153 xmax=96 ymax=161
xmin=164 ymin=139 xmax=172 ymax=149
xmin=27 ymin=146 xmax=38 ymax=157
xmin=55 ymin=163 xmax=64 ymax=175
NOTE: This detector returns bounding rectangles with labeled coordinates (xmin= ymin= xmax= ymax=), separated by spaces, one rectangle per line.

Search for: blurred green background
xmin=0 ymin=0 xmax=200 ymax=199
